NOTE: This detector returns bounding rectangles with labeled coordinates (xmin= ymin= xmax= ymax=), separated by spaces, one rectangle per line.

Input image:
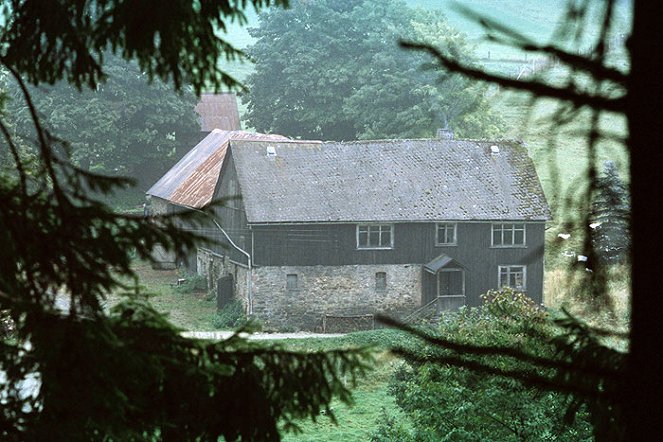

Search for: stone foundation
xmin=251 ymin=264 xmax=421 ymax=331
xmin=197 ymin=249 xmax=423 ymax=331
xmin=197 ymin=248 xmax=249 ymax=309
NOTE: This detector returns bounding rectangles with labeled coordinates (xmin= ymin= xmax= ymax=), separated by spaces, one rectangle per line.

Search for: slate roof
xmin=229 ymin=139 xmax=551 ymax=223
xmin=146 ymin=129 xmax=288 ymax=208
xmin=194 ymin=93 xmax=241 ymax=131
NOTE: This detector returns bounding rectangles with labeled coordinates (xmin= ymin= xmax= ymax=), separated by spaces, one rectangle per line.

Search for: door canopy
xmin=423 ymin=253 xmax=465 ymax=274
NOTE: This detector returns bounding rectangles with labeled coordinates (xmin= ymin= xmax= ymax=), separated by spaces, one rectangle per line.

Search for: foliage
xmin=376 ymin=291 xmax=596 ymax=441
xmin=0 ymin=0 xmax=289 ymax=93
xmin=214 ymin=299 xmax=247 ymax=329
xmin=173 ymin=273 xmax=208 ymax=295
xmin=591 ymin=160 xmax=630 ymax=265
xmin=0 ymin=1 xmax=373 ymax=440
xmin=243 ymin=0 xmax=502 ymax=141
xmin=2 ymin=54 xmax=199 ymax=183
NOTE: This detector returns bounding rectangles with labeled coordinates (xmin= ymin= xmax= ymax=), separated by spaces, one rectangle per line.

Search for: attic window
xmin=266 ymin=146 xmax=277 ymax=157
xmin=490 ymin=145 xmax=500 ymax=154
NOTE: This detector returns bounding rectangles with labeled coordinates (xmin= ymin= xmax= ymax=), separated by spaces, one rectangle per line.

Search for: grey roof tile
xmin=229 ymin=138 xmax=551 ymax=224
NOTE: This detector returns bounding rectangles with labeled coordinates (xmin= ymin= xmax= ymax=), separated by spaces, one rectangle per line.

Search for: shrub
xmin=374 ymin=291 xmax=594 ymax=441
xmin=173 ymin=274 xmax=207 ymax=295
xmin=213 ymin=299 xmax=246 ymax=329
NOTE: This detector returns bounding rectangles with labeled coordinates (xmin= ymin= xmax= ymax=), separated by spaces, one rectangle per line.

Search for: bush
xmin=173 ymin=274 xmax=207 ymax=295
xmin=374 ymin=290 xmax=594 ymax=441
xmin=213 ymin=299 xmax=246 ymax=329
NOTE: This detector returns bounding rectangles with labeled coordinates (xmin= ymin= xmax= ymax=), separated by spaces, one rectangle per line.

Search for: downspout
xmin=184 ymin=206 xmax=253 ymax=315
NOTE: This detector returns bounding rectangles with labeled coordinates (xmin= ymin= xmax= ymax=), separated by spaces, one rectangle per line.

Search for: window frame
xmin=356 ymin=224 xmax=394 ymax=250
xmin=286 ymin=273 xmax=299 ymax=291
xmin=435 ymin=222 xmax=458 ymax=246
xmin=498 ymin=265 xmax=527 ymax=291
xmin=375 ymin=272 xmax=387 ymax=291
xmin=491 ymin=223 xmax=527 ymax=247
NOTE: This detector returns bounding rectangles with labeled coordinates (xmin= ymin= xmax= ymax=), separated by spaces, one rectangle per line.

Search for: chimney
xmin=436 ymin=128 xmax=454 ymax=140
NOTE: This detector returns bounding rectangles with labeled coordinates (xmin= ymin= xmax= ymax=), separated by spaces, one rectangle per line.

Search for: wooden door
xmin=437 ymin=270 xmax=465 ymax=311
xmin=217 ymin=275 xmax=234 ymax=311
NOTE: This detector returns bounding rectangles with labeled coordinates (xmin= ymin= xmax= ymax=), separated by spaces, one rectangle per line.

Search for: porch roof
xmin=423 ymin=254 xmax=465 ymax=274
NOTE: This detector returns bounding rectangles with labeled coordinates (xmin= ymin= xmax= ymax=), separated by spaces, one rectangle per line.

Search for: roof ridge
xmin=322 ymin=138 xmax=525 ymax=145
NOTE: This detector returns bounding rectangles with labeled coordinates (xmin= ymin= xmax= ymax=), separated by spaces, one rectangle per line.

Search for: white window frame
xmin=435 ymin=222 xmax=457 ymax=246
xmin=491 ymin=223 xmax=526 ymax=247
xmin=498 ymin=265 xmax=527 ymax=291
xmin=356 ymin=224 xmax=394 ymax=250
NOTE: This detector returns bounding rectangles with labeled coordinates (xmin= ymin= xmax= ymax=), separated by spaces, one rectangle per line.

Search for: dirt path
xmin=181 ymin=331 xmax=346 ymax=340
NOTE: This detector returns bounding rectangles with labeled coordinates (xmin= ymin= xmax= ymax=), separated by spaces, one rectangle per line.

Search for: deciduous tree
xmin=2 ymin=55 xmax=199 ymax=185
xmin=243 ymin=0 xmax=502 ymax=141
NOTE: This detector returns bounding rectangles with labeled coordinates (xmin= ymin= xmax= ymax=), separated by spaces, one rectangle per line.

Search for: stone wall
xmin=197 ymin=248 xmax=249 ymax=311
xmin=197 ymin=248 xmax=423 ymax=331
xmin=251 ymin=264 xmax=422 ymax=331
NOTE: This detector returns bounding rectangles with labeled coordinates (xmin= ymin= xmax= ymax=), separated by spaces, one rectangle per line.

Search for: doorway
xmin=437 ymin=269 xmax=465 ymax=311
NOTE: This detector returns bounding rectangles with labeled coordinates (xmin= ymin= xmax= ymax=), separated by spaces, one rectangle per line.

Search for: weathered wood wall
xmin=248 ymin=222 xmax=545 ymax=306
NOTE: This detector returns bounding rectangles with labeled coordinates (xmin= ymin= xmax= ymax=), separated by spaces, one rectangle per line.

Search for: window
xmin=492 ymin=223 xmax=526 ymax=247
xmin=436 ymin=223 xmax=457 ymax=245
xmin=357 ymin=224 xmax=393 ymax=249
xmin=375 ymin=272 xmax=387 ymax=290
xmin=499 ymin=266 xmax=526 ymax=291
xmin=286 ymin=274 xmax=298 ymax=290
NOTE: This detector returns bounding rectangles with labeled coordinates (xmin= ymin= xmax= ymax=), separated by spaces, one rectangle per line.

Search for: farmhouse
xmin=149 ymin=133 xmax=551 ymax=331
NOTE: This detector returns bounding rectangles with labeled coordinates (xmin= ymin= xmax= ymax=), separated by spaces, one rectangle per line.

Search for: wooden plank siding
xmin=247 ymin=222 xmax=545 ymax=306
xmin=197 ymin=152 xmax=251 ymax=265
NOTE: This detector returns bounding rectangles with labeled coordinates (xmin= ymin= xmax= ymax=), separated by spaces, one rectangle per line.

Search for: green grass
xmin=282 ymin=374 xmax=403 ymax=442
xmin=116 ymin=261 xmax=219 ymax=330
xmin=264 ymin=331 xmax=413 ymax=441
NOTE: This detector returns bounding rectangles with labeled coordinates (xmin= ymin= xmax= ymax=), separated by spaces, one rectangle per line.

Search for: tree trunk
xmin=625 ymin=1 xmax=663 ymax=437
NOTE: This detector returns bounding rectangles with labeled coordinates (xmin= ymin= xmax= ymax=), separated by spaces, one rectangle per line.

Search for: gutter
xmin=183 ymin=206 xmax=253 ymax=315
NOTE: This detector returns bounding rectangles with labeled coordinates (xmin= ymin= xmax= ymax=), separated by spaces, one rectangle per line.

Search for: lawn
xmin=268 ymin=331 xmax=415 ymax=442
xmin=116 ymin=260 xmax=219 ymax=331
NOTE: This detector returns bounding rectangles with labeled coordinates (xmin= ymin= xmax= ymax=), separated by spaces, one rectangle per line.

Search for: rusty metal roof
xmin=194 ymin=93 xmax=241 ymax=131
xmin=146 ymin=129 xmax=288 ymax=208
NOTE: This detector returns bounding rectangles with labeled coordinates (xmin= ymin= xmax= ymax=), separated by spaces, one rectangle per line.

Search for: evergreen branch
xmin=453 ymin=4 xmax=628 ymax=85
xmin=400 ymin=41 xmax=626 ymax=113
xmin=391 ymin=347 xmax=610 ymax=400
xmin=0 ymin=118 xmax=27 ymax=199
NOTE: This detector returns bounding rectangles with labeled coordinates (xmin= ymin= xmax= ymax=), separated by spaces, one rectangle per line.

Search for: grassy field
xmin=119 ymin=261 xmax=409 ymax=440
xmin=275 ymin=337 xmax=409 ymax=442
xmin=118 ymin=261 xmax=218 ymax=330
